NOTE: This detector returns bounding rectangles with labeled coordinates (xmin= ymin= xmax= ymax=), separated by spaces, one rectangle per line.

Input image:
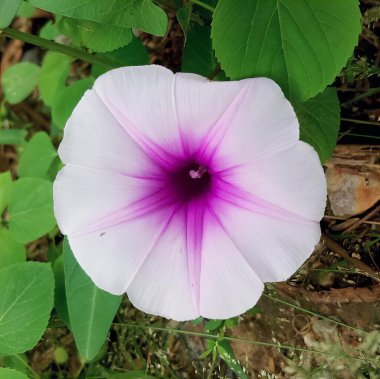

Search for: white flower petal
xmin=225 ymin=141 xmax=327 ymax=221
xmin=66 ymin=207 xmax=177 ymax=295
xmin=68 ymin=207 xmax=197 ymax=320
xmin=54 ymin=165 xmax=149 ymax=235
xmin=93 ymin=65 xmax=184 ymax=158
xmin=173 ymin=73 xmax=244 ymax=151
xmin=59 ymin=89 xmax=155 ymax=175
xmin=127 ymin=210 xmax=198 ymax=321
xmin=199 ymin=210 xmax=264 ymax=319
xmin=208 ymin=78 xmax=299 ymax=169
xmin=217 ymin=203 xmax=321 ymax=283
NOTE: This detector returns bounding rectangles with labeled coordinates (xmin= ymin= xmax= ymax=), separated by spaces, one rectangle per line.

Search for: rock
xmin=325 ymin=145 xmax=380 ymax=217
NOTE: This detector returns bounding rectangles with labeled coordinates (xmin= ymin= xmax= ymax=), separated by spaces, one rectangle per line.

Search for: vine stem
xmin=207 ymin=347 xmax=218 ymax=379
xmin=206 ymin=323 xmax=224 ymax=379
xmin=112 ymin=322 xmax=372 ymax=364
xmin=340 ymin=117 xmax=380 ymax=126
xmin=341 ymin=87 xmax=380 ymax=107
xmin=339 ymin=132 xmax=380 ymax=140
xmin=0 ymin=27 xmax=116 ymax=68
xmin=263 ymin=292 xmax=367 ymax=335
xmin=190 ymin=0 xmax=215 ymax=12
xmin=12 ymin=354 xmax=40 ymax=379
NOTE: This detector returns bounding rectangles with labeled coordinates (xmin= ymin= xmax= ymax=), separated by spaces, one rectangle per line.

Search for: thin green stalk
xmin=337 ymin=127 xmax=353 ymax=142
xmin=206 ymin=323 xmax=224 ymax=379
xmin=309 ymin=347 xmax=362 ymax=376
xmin=190 ymin=0 xmax=215 ymax=12
xmin=207 ymin=346 xmax=218 ymax=379
xmin=263 ymin=292 xmax=367 ymax=335
xmin=12 ymin=354 xmax=40 ymax=379
xmin=310 ymin=267 xmax=380 ymax=281
xmin=342 ymin=87 xmax=380 ymax=107
xmin=112 ymin=322 xmax=371 ymax=363
xmin=340 ymin=117 xmax=380 ymax=126
xmin=1 ymin=28 xmax=116 ymax=68
xmin=339 ymin=132 xmax=380 ymax=140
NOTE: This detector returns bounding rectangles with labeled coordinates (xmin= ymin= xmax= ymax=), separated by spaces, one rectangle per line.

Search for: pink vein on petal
xmin=185 ymin=198 xmax=207 ymax=314
xmin=196 ymin=82 xmax=250 ymax=164
xmin=171 ymin=74 xmax=189 ymax=156
xmin=70 ymin=188 xmax=176 ymax=238
xmin=213 ymin=178 xmax=315 ymax=225
xmin=93 ymin=88 xmax=181 ymax=171
xmin=125 ymin=203 xmax=197 ymax=307
xmin=207 ymin=203 xmax=263 ymax=282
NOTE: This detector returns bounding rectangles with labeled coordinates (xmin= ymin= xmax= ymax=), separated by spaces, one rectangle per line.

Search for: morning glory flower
xmin=53 ymin=65 xmax=326 ymax=321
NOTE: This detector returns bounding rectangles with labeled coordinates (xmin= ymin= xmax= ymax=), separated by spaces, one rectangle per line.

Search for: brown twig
xmin=275 ymin=282 xmax=380 ymax=304
xmin=323 ymin=215 xmax=380 ymax=227
xmin=10 ymin=103 xmax=51 ymax=132
xmin=0 ymin=18 xmax=31 ymax=77
xmin=343 ymin=204 xmax=380 ymax=233
xmin=323 ymin=234 xmax=380 ymax=283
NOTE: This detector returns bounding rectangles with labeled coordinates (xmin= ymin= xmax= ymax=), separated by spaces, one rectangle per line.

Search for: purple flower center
xmin=168 ymin=162 xmax=212 ymax=202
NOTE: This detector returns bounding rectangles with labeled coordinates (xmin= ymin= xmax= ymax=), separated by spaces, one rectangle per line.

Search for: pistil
xmin=189 ymin=166 xmax=207 ymax=179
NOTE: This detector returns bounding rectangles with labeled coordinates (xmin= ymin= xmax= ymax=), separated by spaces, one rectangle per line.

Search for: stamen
xmin=189 ymin=166 xmax=207 ymax=179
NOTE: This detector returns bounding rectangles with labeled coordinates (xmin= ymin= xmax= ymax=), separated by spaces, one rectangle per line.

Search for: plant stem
xmin=339 ymin=132 xmax=380 ymax=140
xmin=340 ymin=117 xmax=380 ymax=126
xmin=12 ymin=354 xmax=40 ymax=379
xmin=1 ymin=28 xmax=116 ymax=69
xmin=207 ymin=350 xmax=218 ymax=379
xmin=112 ymin=322 xmax=371 ymax=363
xmin=206 ymin=323 xmax=224 ymax=379
xmin=341 ymin=87 xmax=380 ymax=107
xmin=311 ymin=267 xmax=378 ymax=280
xmin=190 ymin=0 xmax=215 ymax=12
xmin=263 ymin=292 xmax=367 ymax=335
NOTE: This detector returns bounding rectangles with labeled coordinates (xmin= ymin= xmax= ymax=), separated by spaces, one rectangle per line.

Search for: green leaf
xmin=47 ymin=156 xmax=62 ymax=182
xmin=192 ymin=316 xmax=203 ymax=325
xmin=18 ymin=132 xmax=57 ymax=179
xmin=28 ymin=0 xmax=168 ymax=36
xmin=0 ymin=129 xmax=27 ymax=145
xmin=217 ymin=340 xmax=248 ymax=379
xmin=92 ymin=37 xmax=149 ymax=78
xmin=0 ymin=368 xmax=28 ymax=379
xmin=2 ymin=62 xmax=40 ymax=104
xmin=182 ymin=24 xmax=217 ymax=78
xmin=177 ymin=4 xmax=192 ymax=39
xmin=39 ymin=20 xmax=60 ymax=40
xmin=16 ymin=1 xmax=35 ymax=17
xmin=1 ymin=354 xmax=28 ymax=375
xmin=295 ymin=87 xmax=340 ymax=163
xmin=212 ymin=0 xmax=361 ymax=100
xmin=199 ymin=345 xmax=215 ymax=359
xmin=0 ymin=171 xmax=12 ymax=214
xmin=0 ymin=229 xmax=26 ymax=269
xmin=52 ymin=77 xmax=94 ymax=130
xmin=0 ymin=0 xmax=22 ymax=28
xmin=60 ymin=17 xmax=132 ymax=53
xmin=8 ymin=178 xmax=55 ymax=243
xmin=205 ymin=319 xmax=223 ymax=331
xmin=0 ymin=262 xmax=54 ymax=355
xmin=224 ymin=316 xmax=238 ymax=328
xmin=38 ymin=52 xmax=72 ymax=106
xmin=247 ymin=305 xmax=261 ymax=316
xmin=53 ymin=255 xmax=70 ymax=328
xmin=193 ymin=0 xmax=217 ymax=18
xmin=63 ymin=238 xmax=122 ymax=361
